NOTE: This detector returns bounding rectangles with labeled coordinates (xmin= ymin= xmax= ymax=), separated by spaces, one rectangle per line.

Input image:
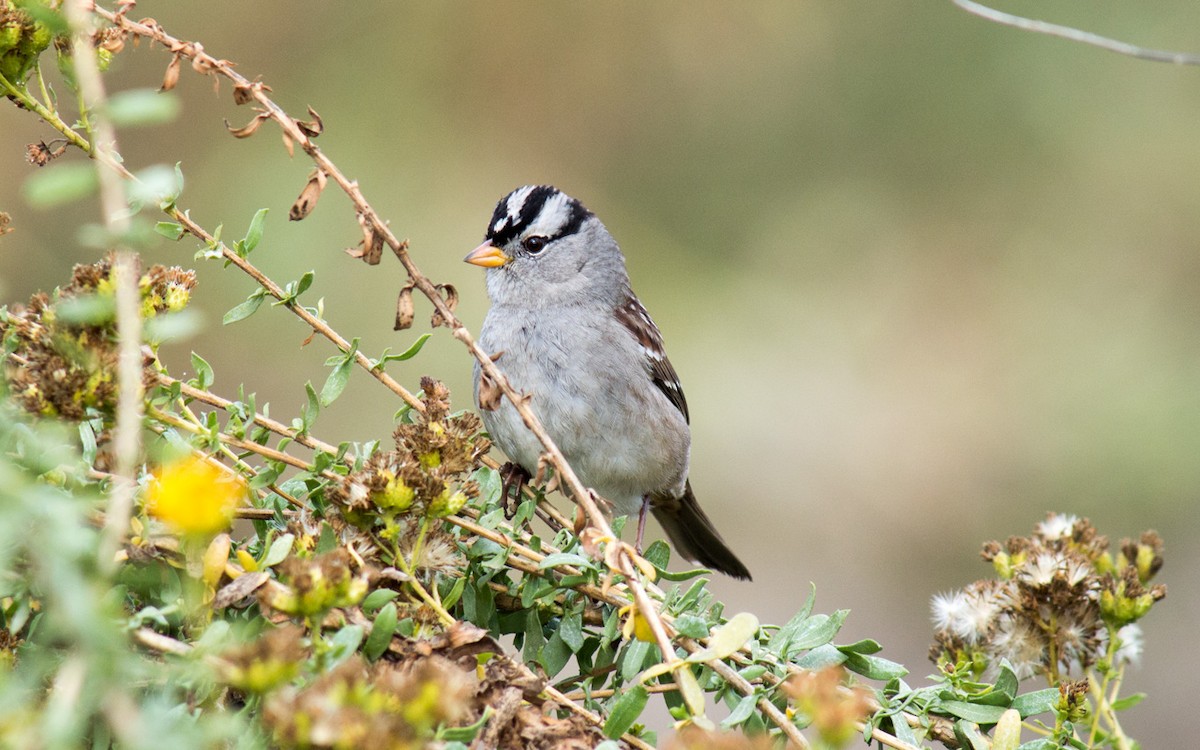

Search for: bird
xmin=463 ymin=185 xmax=751 ymax=580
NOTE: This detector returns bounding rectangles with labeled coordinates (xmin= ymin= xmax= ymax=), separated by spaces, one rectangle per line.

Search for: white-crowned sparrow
xmin=464 ymin=185 xmax=751 ymax=580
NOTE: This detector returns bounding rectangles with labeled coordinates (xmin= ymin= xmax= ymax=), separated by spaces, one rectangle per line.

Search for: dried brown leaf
xmin=362 ymin=231 xmax=385 ymax=265
xmin=189 ymin=44 xmax=213 ymax=74
xmin=429 ymin=283 xmax=459 ymax=328
xmin=289 ymin=170 xmax=326 ymax=221
xmin=477 ymin=369 xmax=502 ymax=411
xmin=281 ymin=131 xmax=295 ymax=157
xmin=160 ymin=52 xmax=181 ymax=92
xmin=224 ymin=112 xmax=269 ymax=138
xmin=394 ymin=284 xmax=415 ymax=331
xmin=213 ymin=572 xmax=270 ymax=609
xmin=296 ymin=106 xmax=323 ymax=137
xmin=232 ymin=82 xmax=253 ymax=105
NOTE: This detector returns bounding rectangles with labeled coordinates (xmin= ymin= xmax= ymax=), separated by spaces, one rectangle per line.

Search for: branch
xmin=952 ymin=0 xmax=1200 ymax=66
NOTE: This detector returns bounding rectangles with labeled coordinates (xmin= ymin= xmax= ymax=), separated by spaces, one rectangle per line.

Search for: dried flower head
xmin=0 ymin=255 xmax=196 ymax=420
xmin=930 ymin=513 xmax=1166 ymax=684
xmin=264 ymin=549 xmax=369 ymax=617
xmin=326 ymin=379 xmax=486 ymax=570
xmin=220 ymin=624 xmax=306 ymax=694
xmin=262 ymin=655 xmax=472 ymax=750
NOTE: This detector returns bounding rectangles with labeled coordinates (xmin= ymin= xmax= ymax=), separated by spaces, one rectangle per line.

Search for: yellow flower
xmin=146 ymin=457 xmax=244 ymax=536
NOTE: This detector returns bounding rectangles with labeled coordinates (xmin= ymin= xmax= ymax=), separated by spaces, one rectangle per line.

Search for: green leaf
xmin=296 ymin=270 xmax=314 ymax=297
xmin=656 ymin=566 xmax=712 ymax=582
xmin=374 ymin=333 xmax=432 ymax=370
xmin=363 ymin=603 xmax=398 ymax=661
xmin=602 ymin=684 xmax=648 ymax=739
xmin=720 ymin=693 xmax=758 ymax=729
xmin=472 ymin=466 xmax=502 ymax=507
xmin=1009 ymin=689 xmax=1058 ymax=717
xmin=242 ymin=208 xmax=268 ymax=254
xmin=793 ymin=643 xmax=846 ymax=670
xmin=991 ymin=661 xmax=1019 ymax=703
xmin=841 ymin=651 xmax=907 ymax=681
xmin=789 ymin=610 xmax=848 ymax=652
xmin=154 ymin=221 xmax=185 ymax=240
xmin=437 ymin=709 xmax=490 ymax=742
xmin=620 ymin=640 xmax=652 ymax=682
xmin=838 ymin=638 xmax=882 ymax=655
xmin=327 ymin=625 xmax=364 ymax=665
xmin=675 ymin=665 xmax=705 ymax=717
xmin=1109 ymin=692 xmax=1146 ymax=712
xmin=442 ymin=576 xmax=467 ymax=611
xmin=938 ymin=700 xmax=1009 ymax=724
xmin=315 ymin=523 xmax=337 ymax=554
xmin=320 ymin=358 xmax=352 ymax=407
xmin=953 ymin=719 xmax=991 ymax=750
xmin=686 ymin=612 xmax=758 ymax=662
xmin=560 ymin=609 xmax=585 ymax=652
xmin=190 ymin=352 xmax=214 ymax=389
xmin=106 ymin=89 xmax=180 ymax=127
xmin=145 ymin=310 xmax=202 ymax=344
xmin=1015 ymin=740 xmax=1057 ymax=750
xmin=522 ymin=609 xmax=544 ymax=663
xmin=24 ymin=162 xmax=98 ymax=207
xmin=361 ymin=588 xmax=400 ymax=614
xmin=262 ymin=533 xmax=294 ymax=567
xmin=223 ymin=290 xmax=265 ymax=325
xmin=673 ymin=614 xmax=710 ymax=640
xmin=643 ymin=540 xmax=670 ymax=569
xmin=301 ymin=382 xmax=319 ymax=431
xmin=539 ymin=631 xmax=571 ymax=677
xmin=56 ymin=294 xmax=114 ymax=325
xmin=78 ymin=421 xmax=98 ymax=465
xmin=537 ymin=553 xmax=590 ymax=570
xmin=768 ymin=584 xmax=817 ymax=652
xmin=129 ymin=164 xmax=182 ymax=205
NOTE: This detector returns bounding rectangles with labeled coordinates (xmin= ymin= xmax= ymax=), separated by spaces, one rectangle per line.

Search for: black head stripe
xmin=485 ymin=185 xmax=592 ymax=246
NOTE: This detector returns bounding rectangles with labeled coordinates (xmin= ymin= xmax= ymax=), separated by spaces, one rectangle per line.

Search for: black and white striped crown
xmin=485 ymin=185 xmax=593 ymax=247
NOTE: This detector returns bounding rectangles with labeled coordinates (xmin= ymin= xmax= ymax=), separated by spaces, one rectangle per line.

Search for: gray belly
xmin=474 ymin=311 xmax=689 ymax=516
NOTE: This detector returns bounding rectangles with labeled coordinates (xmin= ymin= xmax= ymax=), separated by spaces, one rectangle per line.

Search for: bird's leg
xmin=499 ymin=461 xmax=531 ymax=520
xmin=635 ymin=495 xmax=650 ymax=554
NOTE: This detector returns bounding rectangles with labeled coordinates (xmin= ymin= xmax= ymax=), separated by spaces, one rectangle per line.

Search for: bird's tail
xmin=652 ymin=482 xmax=751 ymax=580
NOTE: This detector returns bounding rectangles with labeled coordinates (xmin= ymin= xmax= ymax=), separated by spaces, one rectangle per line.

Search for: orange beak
xmin=463 ymin=241 xmax=511 ymax=268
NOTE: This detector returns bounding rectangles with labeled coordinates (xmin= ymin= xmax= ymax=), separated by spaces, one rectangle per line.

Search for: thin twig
xmin=158 ymin=371 xmax=340 ymax=456
xmin=952 ymin=0 xmax=1200 ymax=66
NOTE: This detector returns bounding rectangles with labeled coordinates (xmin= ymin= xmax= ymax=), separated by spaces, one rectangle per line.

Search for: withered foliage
xmin=246 ymin=622 xmax=610 ymax=750
xmin=0 ymin=254 xmax=195 ymax=420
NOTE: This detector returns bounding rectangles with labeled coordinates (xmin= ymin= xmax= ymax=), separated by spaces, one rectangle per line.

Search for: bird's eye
xmin=523 ymin=235 xmax=549 ymax=254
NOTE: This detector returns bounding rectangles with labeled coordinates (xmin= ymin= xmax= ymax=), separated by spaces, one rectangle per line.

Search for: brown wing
xmin=614 ymin=293 xmax=690 ymax=423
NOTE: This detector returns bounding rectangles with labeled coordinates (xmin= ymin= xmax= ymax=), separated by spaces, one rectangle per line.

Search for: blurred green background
xmin=2 ymin=1 xmax=1197 ymax=744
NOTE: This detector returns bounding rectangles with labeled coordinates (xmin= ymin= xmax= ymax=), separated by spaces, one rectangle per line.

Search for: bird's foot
xmin=499 ymin=461 xmax=531 ymax=519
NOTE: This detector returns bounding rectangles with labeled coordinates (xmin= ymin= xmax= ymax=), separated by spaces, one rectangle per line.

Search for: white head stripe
xmin=505 ymin=186 xmax=536 ymax=222
xmin=524 ymin=191 xmax=574 ymax=237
